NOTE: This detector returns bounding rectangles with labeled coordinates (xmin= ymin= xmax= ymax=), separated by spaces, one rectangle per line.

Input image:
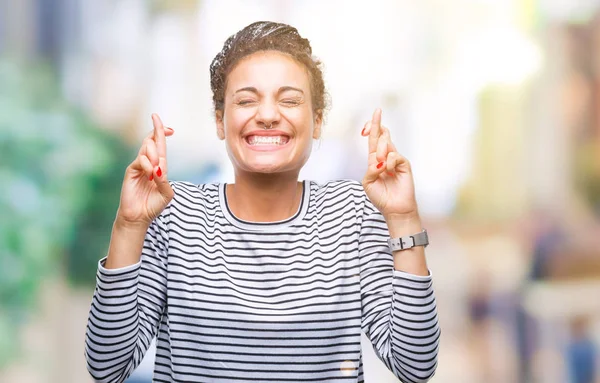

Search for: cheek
xmin=285 ymin=108 xmax=315 ymax=132
xmin=224 ymin=109 xmax=251 ymax=135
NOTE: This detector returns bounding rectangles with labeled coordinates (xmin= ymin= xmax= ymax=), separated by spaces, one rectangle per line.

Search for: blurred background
xmin=1 ymin=0 xmax=600 ymax=382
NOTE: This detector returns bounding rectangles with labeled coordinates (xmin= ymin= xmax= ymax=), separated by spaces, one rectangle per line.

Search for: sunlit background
xmin=1 ymin=0 xmax=600 ymax=382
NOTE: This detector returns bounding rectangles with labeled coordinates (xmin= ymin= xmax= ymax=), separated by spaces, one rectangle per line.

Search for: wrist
xmin=384 ymin=212 xmax=422 ymax=238
xmin=114 ymin=214 xmax=151 ymax=233
xmin=105 ymin=215 xmax=149 ymax=270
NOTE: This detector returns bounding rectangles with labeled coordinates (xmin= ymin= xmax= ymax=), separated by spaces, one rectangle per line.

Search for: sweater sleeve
xmin=84 ymin=213 xmax=169 ymax=383
xmin=359 ymin=201 xmax=440 ymax=383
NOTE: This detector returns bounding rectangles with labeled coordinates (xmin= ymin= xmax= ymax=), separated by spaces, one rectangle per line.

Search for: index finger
xmin=368 ymin=108 xmax=382 ymax=154
xmin=152 ymin=113 xmax=167 ymax=158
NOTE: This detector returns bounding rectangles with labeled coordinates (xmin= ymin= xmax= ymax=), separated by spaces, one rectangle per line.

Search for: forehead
xmin=226 ymin=51 xmax=310 ymax=92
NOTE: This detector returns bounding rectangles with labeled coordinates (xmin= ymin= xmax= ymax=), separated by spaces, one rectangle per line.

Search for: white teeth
xmin=248 ymin=136 xmax=288 ymax=145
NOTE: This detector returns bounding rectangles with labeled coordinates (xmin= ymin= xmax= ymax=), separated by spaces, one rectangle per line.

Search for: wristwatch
xmin=387 ymin=229 xmax=429 ymax=252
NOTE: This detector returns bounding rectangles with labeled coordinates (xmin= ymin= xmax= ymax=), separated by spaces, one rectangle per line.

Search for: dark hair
xmin=210 ymin=21 xmax=328 ymax=117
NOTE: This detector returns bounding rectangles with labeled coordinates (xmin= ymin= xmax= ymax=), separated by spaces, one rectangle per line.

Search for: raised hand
xmin=361 ymin=108 xmax=419 ymax=220
xmin=116 ymin=114 xmax=175 ymax=228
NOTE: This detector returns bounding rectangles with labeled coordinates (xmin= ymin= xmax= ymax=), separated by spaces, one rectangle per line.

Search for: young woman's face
xmin=216 ymin=51 xmax=322 ymax=176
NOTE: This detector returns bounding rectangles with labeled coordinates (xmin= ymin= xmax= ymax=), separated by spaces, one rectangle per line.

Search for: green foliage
xmin=0 ymin=59 xmax=133 ymax=367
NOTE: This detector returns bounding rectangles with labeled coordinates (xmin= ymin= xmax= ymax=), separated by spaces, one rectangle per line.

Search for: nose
xmin=255 ymin=98 xmax=280 ymax=128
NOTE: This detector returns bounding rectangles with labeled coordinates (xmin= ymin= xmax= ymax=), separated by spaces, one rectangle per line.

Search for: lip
xmin=243 ymin=129 xmax=291 ymax=152
xmin=244 ymin=129 xmax=290 ymax=137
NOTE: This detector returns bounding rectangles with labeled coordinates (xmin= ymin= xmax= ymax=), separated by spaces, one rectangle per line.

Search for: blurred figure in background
xmin=516 ymin=210 xmax=565 ymax=382
xmin=567 ymin=316 xmax=597 ymax=383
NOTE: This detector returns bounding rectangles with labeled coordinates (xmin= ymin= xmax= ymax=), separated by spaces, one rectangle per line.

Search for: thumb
xmin=153 ymin=157 xmax=174 ymax=199
xmin=362 ymin=160 xmax=386 ymax=186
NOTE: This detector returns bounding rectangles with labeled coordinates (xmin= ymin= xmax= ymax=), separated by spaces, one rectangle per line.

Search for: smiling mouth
xmin=246 ymin=135 xmax=290 ymax=146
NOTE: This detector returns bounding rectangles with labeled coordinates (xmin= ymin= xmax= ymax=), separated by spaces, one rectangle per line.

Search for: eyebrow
xmin=234 ymin=86 xmax=304 ymax=95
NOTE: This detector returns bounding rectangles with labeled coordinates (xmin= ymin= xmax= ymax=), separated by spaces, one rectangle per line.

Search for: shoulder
xmin=166 ymin=180 xmax=222 ymax=209
xmin=308 ymin=179 xmax=381 ymax=217
xmin=308 ymin=179 xmax=367 ymax=205
xmin=156 ymin=180 xmax=222 ymax=225
xmin=309 ymin=178 xmax=363 ymax=195
xmin=170 ymin=180 xmax=220 ymax=195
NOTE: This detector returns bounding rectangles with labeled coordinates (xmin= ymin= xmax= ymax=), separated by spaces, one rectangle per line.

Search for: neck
xmin=226 ymin=171 xmax=303 ymax=223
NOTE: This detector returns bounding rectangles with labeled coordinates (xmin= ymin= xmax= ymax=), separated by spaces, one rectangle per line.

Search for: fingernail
xmin=377 ymin=162 xmax=384 ymax=169
xmin=361 ymin=127 xmax=367 ymax=136
xmin=387 ymin=171 xmax=395 ymax=176
xmin=156 ymin=167 xmax=162 ymax=177
xmin=149 ymin=174 xmax=154 ymax=181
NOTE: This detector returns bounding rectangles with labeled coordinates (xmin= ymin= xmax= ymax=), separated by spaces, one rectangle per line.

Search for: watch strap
xmin=387 ymin=229 xmax=429 ymax=251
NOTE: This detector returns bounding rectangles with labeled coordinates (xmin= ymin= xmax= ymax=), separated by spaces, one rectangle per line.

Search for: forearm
xmin=85 ymin=262 xmax=142 ymax=383
xmin=385 ymin=213 xmax=429 ymax=276
xmin=86 ymin=216 xmax=167 ymax=382
xmin=105 ymin=216 xmax=149 ymax=269
xmin=360 ymin=206 xmax=439 ymax=382
xmin=389 ymin=271 xmax=440 ymax=382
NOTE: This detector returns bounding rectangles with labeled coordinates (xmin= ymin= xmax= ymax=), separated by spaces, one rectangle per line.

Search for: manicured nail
xmin=387 ymin=171 xmax=395 ymax=176
xmin=377 ymin=162 xmax=384 ymax=169
xmin=156 ymin=167 xmax=162 ymax=177
xmin=149 ymin=174 xmax=154 ymax=181
xmin=361 ymin=127 xmax=367 ymax=136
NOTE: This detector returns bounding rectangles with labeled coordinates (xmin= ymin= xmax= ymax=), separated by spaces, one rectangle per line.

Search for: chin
xmin=230 ymin=151 xmax=310 ymax=176
xmin=245 ymin=162 xmax=287 ymax=174
xmin=238 ymin=152 xmax=289 ymax=172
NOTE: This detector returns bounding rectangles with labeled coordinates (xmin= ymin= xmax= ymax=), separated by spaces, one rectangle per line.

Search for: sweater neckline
xmin=219 ymin=181 xmax=310 ymax=230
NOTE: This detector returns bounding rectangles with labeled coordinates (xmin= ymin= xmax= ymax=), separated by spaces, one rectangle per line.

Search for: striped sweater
xmin=85 ymin=179 xmax=440 ymax=383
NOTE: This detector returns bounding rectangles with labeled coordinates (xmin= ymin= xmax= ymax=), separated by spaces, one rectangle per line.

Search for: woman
xmin=85 ymin=21 xmax=440 ymax=383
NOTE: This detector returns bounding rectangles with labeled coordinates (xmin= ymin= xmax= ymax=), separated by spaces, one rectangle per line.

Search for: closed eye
xmin=281 ymin=98 xmax=302 ymax=106
xmin=236 ymin=99 xmax=257 ymax=106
